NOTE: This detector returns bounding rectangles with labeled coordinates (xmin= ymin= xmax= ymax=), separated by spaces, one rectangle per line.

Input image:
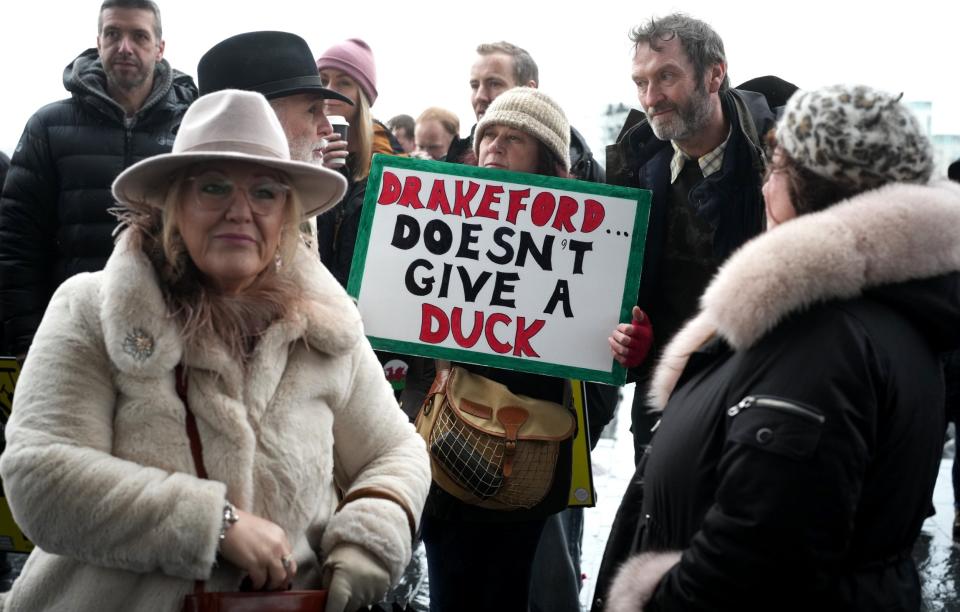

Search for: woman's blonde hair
xmin=350 ymin=89 xmax=375 ymax=182
xmin=115 ymin=165 xmax=308 ymax=362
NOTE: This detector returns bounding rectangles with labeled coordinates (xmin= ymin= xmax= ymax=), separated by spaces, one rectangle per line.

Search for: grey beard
xmin=649 ymin=87 xmax=713 ymax=143
xmin=287 ymin=135 xmax=320 ymax=164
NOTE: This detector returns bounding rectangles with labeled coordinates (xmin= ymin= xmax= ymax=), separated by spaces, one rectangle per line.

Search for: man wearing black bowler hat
xmin=198 ymin=31 xmax=353 ymax=172
xmin=197 ymin=31 xmax=354 ymax=250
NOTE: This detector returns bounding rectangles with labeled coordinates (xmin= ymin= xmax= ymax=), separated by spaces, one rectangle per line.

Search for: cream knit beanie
xmin=474 ymin=87 xmax=570 ymax=170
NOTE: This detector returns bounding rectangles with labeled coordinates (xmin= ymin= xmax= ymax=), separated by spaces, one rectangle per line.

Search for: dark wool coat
xmin=603 ymin=181 xmax=960 ymax=612
xmin=0 ymin=49 xmax=197 ymax=355
xmin=605 ymin=89 xmax=775 ymax=387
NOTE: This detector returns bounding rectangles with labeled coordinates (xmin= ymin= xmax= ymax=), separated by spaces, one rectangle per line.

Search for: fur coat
xmin=0 ymin=232 xmax=431 ymax=611
xmin=606 ymin=180 xmax=960 ymax=611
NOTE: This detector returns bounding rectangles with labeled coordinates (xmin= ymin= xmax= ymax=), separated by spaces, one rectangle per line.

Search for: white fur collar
xmin=100 ymin=232 xmax=362 ymax=379
xmin=649 ymin=180 xmax=960 ymax=409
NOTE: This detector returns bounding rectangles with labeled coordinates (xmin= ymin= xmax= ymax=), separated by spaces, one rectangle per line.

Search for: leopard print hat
xmin=777 ymin=84 xmax=933 ymax=190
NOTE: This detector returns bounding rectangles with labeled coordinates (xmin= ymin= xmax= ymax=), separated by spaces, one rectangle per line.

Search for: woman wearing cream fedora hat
xmin=0 ymin=89 xmax=430 ymax=612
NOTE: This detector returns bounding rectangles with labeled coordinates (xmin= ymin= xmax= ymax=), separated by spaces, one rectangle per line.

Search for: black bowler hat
xmin=198 ymin=31 xmax=353 ymax=104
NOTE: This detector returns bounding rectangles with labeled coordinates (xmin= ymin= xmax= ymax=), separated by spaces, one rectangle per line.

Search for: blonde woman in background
xmin=314 ymin=38 xmax=403 ymax=288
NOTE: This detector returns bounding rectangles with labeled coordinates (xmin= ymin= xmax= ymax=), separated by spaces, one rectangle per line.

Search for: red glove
xmin=609 ymin=306 xmax=654 ymax=368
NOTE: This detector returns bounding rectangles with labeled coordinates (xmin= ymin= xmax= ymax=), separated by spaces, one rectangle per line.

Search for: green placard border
xmin=347 ymin=154 xmax=651 ymax=386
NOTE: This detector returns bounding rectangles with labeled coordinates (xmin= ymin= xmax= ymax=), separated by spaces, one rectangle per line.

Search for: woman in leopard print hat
xmin=602 ymin=83 xmax=960 ymax=612
xmin=764 ymin=84 xmax=934 ymax=224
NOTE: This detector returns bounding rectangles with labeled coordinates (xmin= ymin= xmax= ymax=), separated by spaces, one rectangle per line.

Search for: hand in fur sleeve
xmin=609 ymin=306 xmax=654 ymax=369
xmin=605 ymin=551 xmax=682 ymax=612
xmin=321 ymin=543 xmax=391 ymax=612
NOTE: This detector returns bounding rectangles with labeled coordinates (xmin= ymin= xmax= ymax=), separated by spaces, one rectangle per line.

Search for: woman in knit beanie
xmin=419 ymin=87 xmax=653 ymax=612
xmin=603 ymin=83 xmax=960 ymax=611
xmin=473 ymin=87 xmax=571 ymax=177
xmin=315 ymin=37 xmax=388 ymax=183
xmin=474 ymin=90 xmax=654 ymax=392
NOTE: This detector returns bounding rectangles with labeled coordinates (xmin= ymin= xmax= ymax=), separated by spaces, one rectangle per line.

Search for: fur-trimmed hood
xmin=650 ymin=180 xmax=960 ymax=409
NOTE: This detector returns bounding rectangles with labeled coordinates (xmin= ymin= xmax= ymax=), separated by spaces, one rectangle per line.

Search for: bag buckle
xmin=497 ymin=406 xmax=528 ymax=478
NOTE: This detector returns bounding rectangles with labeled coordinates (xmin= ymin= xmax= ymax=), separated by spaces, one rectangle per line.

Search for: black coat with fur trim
xmin=604 ymin=182 xmax=960 ymax=612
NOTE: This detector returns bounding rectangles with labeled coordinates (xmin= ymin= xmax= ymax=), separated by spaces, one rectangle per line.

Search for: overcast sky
xmin=2 ymin=0 xmax=958 ymax=163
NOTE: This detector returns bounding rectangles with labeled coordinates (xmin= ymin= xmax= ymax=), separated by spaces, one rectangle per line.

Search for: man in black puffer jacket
xmin=0 ymin=0 xmax=196 ymax=357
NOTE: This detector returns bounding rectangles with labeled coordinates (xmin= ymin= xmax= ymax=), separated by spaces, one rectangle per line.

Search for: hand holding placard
xmin=609 ymin=306 xmax=653 ymax=368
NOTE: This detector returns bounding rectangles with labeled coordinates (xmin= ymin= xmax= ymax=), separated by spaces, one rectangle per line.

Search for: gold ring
xmin=281 ymin=554 xmax=293 ymax=569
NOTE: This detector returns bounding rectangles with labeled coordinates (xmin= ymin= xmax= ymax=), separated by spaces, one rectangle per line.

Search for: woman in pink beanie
xmin=315 ymin=38 xmax=393 ymax=183
xmin=314 ymin=38 xmax=403 ymax=288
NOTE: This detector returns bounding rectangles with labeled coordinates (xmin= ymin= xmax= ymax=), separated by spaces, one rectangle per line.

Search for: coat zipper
xmin=726 ymin=395 xmax=825 ymax=424
xmin=123 ymin=120 xmax=134 ymax=169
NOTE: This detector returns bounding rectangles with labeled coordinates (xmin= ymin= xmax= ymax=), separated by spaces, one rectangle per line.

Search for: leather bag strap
xmin=426 ymin=366 xmax=451 ymax=397
xmin=177 ymin=364 xmax=209 ymax=480
xmin=336 ymin=486 xmax=417 ymax=542
xmin=176 ymin=363 xmax=209 ymax=596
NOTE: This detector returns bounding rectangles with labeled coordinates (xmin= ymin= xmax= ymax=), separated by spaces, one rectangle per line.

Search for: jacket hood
xmin=569 ymin=125 xmax=590 ymax=163
xmin=650 ymin=180 xmax=960 ymax=409
xmin=64 ymin=48 xmax=197 ymax=118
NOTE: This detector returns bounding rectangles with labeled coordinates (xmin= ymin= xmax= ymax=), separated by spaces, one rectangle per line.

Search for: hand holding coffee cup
xmin=322 ymin=116 xmax=350 ymax=170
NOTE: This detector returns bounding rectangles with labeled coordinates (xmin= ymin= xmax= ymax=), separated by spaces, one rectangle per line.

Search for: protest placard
xmin=347 ymin=155 xmax=650 ymax=385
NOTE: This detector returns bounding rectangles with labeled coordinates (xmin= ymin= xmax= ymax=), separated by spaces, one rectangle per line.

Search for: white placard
xmin=348 ymin=156 xmax=649 ymax=384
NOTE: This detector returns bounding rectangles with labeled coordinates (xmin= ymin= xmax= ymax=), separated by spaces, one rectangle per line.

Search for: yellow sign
xmin=0 ymin=356 xmax=33 ymax=553
xmin=567 ymin=379 xmax=595 ymax=507
xmin=0 ymin=357 xmax=18 ymax=420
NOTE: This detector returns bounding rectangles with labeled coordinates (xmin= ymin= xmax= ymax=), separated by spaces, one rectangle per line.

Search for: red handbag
xmin=181 ymin=590 xmax=327 ymax=612
xmin=177 ymin=365 xmax=328 ymax=612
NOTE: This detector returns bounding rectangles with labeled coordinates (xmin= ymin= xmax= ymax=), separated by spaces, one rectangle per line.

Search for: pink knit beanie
xmin=315 ymin=38 xmax=378 ymax=105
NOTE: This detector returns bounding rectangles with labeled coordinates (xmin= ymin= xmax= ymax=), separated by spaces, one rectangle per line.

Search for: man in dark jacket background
xmin=605 ymin=14 xmax=785 ymax=462
xmin=447 ymin=40 xmax=606 ymax=184
xmin=0 ymin=0 xmax=196 ymax=357
xmin=592 ymin=14 xmax=786 ymax=611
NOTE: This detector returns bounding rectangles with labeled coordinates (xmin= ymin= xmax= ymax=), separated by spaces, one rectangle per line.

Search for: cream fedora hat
xmin=112 ymin=89 xmax=347 ymax=218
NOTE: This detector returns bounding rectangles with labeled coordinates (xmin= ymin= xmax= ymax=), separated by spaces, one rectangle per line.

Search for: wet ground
xmin=2 ymin=385 xmax=958 ymax=610
xmin=916 ymin=459 xmax=960 ymax=611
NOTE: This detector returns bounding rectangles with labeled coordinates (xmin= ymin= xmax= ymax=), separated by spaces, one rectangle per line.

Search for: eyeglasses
xmin=186 ymin=171 xmax=291 ymax=216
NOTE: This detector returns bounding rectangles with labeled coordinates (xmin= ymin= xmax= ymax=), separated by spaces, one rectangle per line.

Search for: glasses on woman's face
xmin=186 ymin=170 xmax=291 ymax=216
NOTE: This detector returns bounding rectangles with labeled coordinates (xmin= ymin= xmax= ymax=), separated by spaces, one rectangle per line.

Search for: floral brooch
xmin=122 ymin=328 xmax=155 ymax=362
